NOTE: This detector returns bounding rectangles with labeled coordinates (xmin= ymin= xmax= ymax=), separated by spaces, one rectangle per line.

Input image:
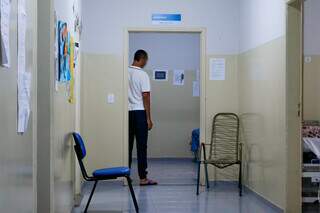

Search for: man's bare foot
xmin=140 ymin=178 xmax=158 ymax=186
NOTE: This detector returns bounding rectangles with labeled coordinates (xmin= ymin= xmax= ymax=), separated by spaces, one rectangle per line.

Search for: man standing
xmin=128 ymin=50 xmax=157 ymax=186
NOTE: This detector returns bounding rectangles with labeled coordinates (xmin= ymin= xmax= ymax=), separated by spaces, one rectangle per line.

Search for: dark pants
xmin=129 ymin=110 xmax=148 ymax=179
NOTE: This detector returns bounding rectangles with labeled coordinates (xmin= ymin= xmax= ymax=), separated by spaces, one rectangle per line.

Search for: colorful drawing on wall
xmin=54 ymin=12 xmax=59 ymax=91
xmin=68 ymin=36 xmax=75 ymax=104
xmin=58 ymin=21 xmax=71 ymax=82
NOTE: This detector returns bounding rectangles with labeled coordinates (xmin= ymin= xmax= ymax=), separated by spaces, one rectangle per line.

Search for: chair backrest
xmin=209 ymin=113 xmax=240 ymax=162
xmin=72 ymin=132 xmax=86 ymax=159
xmin=72 ymin=132 xmax=90 ymax=180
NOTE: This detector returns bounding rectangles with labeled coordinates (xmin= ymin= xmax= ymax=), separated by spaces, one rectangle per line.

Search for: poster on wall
xmin=74 ymin=42 xmax=80 ymax=71
xmin=173 ymin=70 xmax=185 ymax=86
xmin=153 ymin=70 xmax=168 ymax=81
xmin=18 ymin=0 xmax=26 ymax=75
xmin=17 ymin=0 xmax=31 ymax=134
xmin=193 ymin=81 xmax=200 ymax=97
xmin=209 ymin=58 xmax=225 ymax=81
xmin=17 ymin=72 xmax=31 ymax=133
xmin=196 ymin=70 xmax=200 ymax=81
xmin=58 ymin=21 xmax=71 ymax=82
xmin=0 ymin=0 xmax=11 ymax=68
xmin=54 ymin=12 xmax=59 ymax=91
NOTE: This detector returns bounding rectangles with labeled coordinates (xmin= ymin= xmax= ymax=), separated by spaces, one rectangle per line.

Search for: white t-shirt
xmin=128 ymin=66 xmax=151 ymax=111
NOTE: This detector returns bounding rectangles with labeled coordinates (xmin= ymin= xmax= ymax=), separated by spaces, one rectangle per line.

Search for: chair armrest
xmin=201 ymin=143 xmax=208 ymax=161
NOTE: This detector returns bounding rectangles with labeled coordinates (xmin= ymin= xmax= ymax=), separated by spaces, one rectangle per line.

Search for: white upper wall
xmin=55 ymin=0 xmax=74 ymax=36
xmin=239 ymin=0 xmax=286 ymax=52
xmin=304 ymin=0 xmax=320 ymax=55
xmin=129 ymin=32 xmax=200 ymax=70
xmin=81 ymin=0 xmax=240 ymax=55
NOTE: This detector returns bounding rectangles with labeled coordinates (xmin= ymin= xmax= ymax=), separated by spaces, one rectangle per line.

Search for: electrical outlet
xmin=107 ymin=93 xmax=115 ymax=104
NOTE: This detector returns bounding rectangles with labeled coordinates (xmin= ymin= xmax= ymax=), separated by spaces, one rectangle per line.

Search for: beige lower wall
xmin=238 ymin=37 xmax=286 ymax=209
xmin=53 ymin=84 xmax=76 ymax=213
xmin=304 ymin=55 xmax=320 ymax=121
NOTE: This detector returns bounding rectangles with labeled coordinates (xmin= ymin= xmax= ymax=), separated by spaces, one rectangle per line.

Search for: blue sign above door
xmin=152 ymin=14 xmax=182 ymax=25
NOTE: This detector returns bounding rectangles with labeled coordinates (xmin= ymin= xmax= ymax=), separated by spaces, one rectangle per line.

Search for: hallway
xmin=0 ymin=0 xmax=310 ymax=212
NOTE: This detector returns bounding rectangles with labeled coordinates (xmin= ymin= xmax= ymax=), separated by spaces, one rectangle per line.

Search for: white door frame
xmin=123 ymin=27 xmax=207 ymax=167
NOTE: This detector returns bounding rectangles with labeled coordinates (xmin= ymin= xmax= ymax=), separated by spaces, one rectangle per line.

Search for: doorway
xmin=301 ymin=0 xmax=320 ymax=212
xmin=123 ymin=28 xmax=206 ymax=184
xmin=286 ymin=0 xmax=303 ymax=212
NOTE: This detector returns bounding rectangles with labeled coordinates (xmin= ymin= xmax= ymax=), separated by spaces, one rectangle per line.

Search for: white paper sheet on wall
xmin=17 ymin=0 xmax=30 ymax=133
xmin=196 ymin=69 xmax=200 ymax=81
xmin=17 ymin=72 xmax=31 ymax=133
xmin=209 ymin=58 xmax=225 ymax=80
xmin=173 ymin=70 xmax=185 ymax=86
xmin=0 ymin=0 xmax=11 ymax=68
xmin=18 ymin=0 xmax=26 ymax=75
xmin=193 ymin=81 xmax=200 ymax=97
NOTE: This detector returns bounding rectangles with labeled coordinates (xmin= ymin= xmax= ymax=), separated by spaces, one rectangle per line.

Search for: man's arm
xmin=142 ymin=92 xmax=153 ymax=130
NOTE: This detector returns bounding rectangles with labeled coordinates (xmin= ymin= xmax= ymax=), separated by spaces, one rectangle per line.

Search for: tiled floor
xmin=130 ymin=158 xmax=198 ymax=185
xmin=72 ymin=159 xmax=282 ymax=213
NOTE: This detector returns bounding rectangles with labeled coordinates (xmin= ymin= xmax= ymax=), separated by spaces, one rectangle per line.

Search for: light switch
xmin=107 ymin=94 xmax=115 ymax=104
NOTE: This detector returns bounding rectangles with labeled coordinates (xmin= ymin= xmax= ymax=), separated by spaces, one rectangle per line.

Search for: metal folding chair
xmin=196 ymin=113 xmax=242 ymax=196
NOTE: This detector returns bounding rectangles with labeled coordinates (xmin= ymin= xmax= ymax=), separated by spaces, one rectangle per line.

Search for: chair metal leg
xmin=196 ymin=161 xmax=201 ymax=195
xmin=126 ymin=176 xmax=139 ymax=213
xmin=239 ymin=162 xmax=242 ymax=196
xmin=204 ymin=163 xmax=210 ymax=189
xmin=84 ymin=181 xmax=98 ymax=213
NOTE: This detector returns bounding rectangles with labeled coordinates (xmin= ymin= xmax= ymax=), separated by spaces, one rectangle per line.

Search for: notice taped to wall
xmin=0 ymin=0 xmax=11 ymax=68
xmin=193 ymin=81 xmax=200 ymax=97
xmin=17 ymin=72 xmax=31 ymax=133
xmin=209 ymin=58 xmax=225 ymax=80
xmin=18 ymin=0 xmax=26 ymax=75
xmin=17 ymin=0 xmax=31 ymax=134
xmin=173 ymin=70 xmax=185 ymax=86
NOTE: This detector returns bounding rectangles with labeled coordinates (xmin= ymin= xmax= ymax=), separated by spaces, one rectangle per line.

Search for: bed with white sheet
xmin=302 ymin=121 xmax=320 ymax=204
xmin=303 ymin=122 xmax=320 ymax=159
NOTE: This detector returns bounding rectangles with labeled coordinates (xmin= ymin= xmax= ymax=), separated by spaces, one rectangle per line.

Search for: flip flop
xmin=140 ymin=179 xmax=158 ymax=186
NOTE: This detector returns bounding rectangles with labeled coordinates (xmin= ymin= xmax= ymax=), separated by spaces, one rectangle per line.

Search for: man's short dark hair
xmin=134 ymin=49 xmax=148 ymax=61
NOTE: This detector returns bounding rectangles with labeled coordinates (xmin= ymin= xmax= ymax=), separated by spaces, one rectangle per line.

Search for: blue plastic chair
xmin=72 ymin=132 xmax=139 ymax=213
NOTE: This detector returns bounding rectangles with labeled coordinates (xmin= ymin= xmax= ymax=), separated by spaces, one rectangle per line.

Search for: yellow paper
xmin=68 ymin=36 xmax=75 ymax=104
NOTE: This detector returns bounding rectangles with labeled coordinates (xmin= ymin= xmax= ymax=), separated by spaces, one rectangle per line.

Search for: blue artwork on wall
xmin=58 ymin=21 xmax=71 ymax=82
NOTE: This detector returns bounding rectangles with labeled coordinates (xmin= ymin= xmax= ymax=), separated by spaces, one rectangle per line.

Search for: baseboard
xmin=73 ymin=193 xmax=83 ymax=207
xmin=244 ymin=185 xmax=283 ymax=212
